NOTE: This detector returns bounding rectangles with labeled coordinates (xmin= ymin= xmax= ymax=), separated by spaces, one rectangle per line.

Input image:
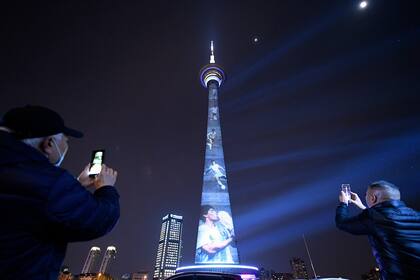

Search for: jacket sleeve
xmin=335 ymin=202 xmax=371 ymax=235
xmin=45 ymin=171 xmax=120 ymax=242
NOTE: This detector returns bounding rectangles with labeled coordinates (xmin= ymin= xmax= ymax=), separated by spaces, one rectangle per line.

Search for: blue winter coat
xmin=0 ymin=131 xmax=120 ymax=279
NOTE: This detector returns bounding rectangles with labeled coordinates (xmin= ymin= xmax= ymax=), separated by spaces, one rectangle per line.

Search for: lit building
xmin=361 ymin=267 xmax=380 ymax=280
xmin=58 ymin=265 xmax=74 ymax=280
xmin=76 ymin=246 xmax=115 ymax=280
xmin=272 ymin=272 xmax=294 ymax=280
xmin=98 ymin=246 xmax=117 ymax=274
xmin=153 ymin=214 xmax=183 ymax=280
xmin=81 ymin=247 xmax=102 ymax=274
xmin=77 ymin=273 xmax=113 ymax=280
xmin=77 ymin=274 xmax=97 ymax=280
xmin=259 ymin=267 xmax=272 ymax=280
xmin=260 ymin=268 xmax=295 ymax=280
xmin=131 ymin=271 xmax=149 ymax=280
xmin=290 ymin=258 xmax=309 ymax=280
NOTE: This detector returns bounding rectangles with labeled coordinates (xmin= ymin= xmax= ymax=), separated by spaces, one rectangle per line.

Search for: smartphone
xmin=88 ymin=150 xmax=105 ymax=177
xmin=341 ymin=183 xmax=351 ymax=196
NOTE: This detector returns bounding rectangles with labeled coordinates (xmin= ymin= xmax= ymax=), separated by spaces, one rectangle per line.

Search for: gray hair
xmin=369 ymin=180 xmax=401 ymax=201
xmin=21 ymin=133 xmax=64 ymax=150
xmin=0 ymin=126 xmax=13 ymax=133
xmin=21 ymin=137 xmax=45 ymax=150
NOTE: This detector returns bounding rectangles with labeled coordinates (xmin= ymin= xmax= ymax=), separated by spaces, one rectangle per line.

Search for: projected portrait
xmin=195 ymin=205 xmax=236 ymax=264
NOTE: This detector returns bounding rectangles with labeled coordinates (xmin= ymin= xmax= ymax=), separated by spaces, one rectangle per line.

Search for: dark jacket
xmin=0 ymin=131 xmax=120 ymax=280
xmin=336 ymin=200 xmax=420 ymax=280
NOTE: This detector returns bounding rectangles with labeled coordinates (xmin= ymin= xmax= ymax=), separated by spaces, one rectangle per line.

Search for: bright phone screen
xmin=88 ymin=150 xmax=104 ymax=176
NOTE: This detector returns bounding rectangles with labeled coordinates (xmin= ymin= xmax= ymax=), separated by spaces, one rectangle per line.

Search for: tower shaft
xmin=195 ymin=44 xmax=239 ymax=264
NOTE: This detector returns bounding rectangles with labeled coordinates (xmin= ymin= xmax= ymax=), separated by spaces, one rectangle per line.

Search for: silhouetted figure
xmin=0 ymin=106 xmax=120 ymax=280
xmin=336 ymin=180 xmax=420 ymax=279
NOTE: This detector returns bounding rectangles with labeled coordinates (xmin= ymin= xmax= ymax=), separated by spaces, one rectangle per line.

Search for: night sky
xmin=1 ymin=1 xmax=420 ymax=279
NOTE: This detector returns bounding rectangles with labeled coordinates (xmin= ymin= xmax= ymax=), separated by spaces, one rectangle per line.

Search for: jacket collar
xmin=373 ymin=199 xmax=406 ymax=209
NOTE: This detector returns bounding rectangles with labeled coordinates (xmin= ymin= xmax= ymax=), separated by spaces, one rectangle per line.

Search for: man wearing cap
xmin=0 ymin=105 xmax=120 ymax=280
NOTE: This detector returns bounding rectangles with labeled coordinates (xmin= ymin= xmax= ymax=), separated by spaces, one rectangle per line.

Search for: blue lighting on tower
xmin=195 ymin=41 xmax=239 ymax=265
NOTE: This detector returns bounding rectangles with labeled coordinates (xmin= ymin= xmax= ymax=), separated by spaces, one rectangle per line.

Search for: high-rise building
xmin=361 ymin=267 xmax=380 ymax=280
xmin=194 ymin=41 xmax=239 ymax=265
xmin=81 ymin=247 xmax=101 ymax=274
xmin=153 ymin=214 xmax=183 ymax=280
xmin=98 ymin=246 xmax=117 ymax=274
xmin=290 ymin=258 xmax=309 ymax=280
xmin=260 ymin=268 xmax=295 ymax=280
xmin=259 ymin=267 xmax=272 ymax=280
xmin=131 ymin=271 xmax=149 ymax=280
xmin=58 ymin=265 xmax=74 ymax=280
xmin=272 ymin=272 xmax=294 ymax=280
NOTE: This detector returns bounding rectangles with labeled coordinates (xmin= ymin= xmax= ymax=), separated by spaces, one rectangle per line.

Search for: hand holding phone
xmin=350 ymin=191 xmax=367 ymax=210
xmin=77 ymin=164 xmax=95 ymax=187
xmin=94 ymin=165 xmax=118 ymax=188
xmin=340 ymin=184 xmax=351 ymax=205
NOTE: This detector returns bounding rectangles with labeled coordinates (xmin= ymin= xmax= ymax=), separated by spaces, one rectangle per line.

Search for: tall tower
xmin=98 ymin=246 xmax=117 ymax=274
xmin=153 ymin=214 xmax=183 ymax=280
xmin=194 ymin=41 xmax=239 ymax=265
xmin=81 ymin=247 xmax=101 ymax=274
xmin=176 ymin=42 xmax=258 ymax=278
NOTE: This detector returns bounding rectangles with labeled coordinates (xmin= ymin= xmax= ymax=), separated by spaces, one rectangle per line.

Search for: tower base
xmin=176 ymin=265 xmax=259 ymax=279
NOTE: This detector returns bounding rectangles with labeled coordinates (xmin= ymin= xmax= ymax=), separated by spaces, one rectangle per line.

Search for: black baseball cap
xmin=0 ymin=105 xmax=83 ymax=139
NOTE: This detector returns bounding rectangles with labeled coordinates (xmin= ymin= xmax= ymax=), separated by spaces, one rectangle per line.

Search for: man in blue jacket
xmin=0 ymin=105 xmax=120 ymax=279
xmin=336 ymin=180 xmax=420 ymax=279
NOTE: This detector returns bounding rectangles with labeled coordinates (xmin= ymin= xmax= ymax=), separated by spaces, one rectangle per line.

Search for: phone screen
xmin=88 ymin=150 xmax=105 ymax=177
xmin=341 ymin=184 xmax=351 ymax=198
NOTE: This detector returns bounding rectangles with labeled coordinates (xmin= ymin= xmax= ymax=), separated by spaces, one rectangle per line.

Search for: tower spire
xmin=210 ymin=41 xmax=215 ymax=64
xmin=200 ymin=41 xmax=225 ymax=88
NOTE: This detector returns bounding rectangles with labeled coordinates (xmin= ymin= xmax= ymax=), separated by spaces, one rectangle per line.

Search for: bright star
xmin=252 ymin=36 xmax=260 ymax=44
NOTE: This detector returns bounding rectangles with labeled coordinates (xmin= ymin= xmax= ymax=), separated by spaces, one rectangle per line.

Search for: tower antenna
xmin=210 ymin=41 xmax=215 ymax=64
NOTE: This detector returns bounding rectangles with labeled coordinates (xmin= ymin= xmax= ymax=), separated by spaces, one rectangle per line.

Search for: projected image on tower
xmin=195 ymin=158 xmax=238 ymax=264
xmin=196 ymin=123 xmax=240 ymax=264
xmin=196 ymin=200 xmax=238 ymax=264
xmin=195 ymin=42 xmax=239 ymax=265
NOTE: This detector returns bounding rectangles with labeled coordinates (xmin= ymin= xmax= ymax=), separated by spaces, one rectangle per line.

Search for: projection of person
xmin=204 ymin=161 xmax=227 ymax=190
xmin=196 ymin=205 xmax=235 ymax=264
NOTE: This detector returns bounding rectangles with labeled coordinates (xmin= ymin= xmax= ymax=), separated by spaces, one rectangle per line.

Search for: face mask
xmin=52 ymin=137 xmax=68 ymax=167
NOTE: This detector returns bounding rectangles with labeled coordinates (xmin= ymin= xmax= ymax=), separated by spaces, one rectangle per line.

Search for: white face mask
xmin=52 ymin=137 xmax=68 ymax=167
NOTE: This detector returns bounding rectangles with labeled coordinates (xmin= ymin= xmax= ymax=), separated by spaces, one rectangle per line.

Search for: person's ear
xmin=41 ymin=136 xmax=55 ymax=155
xmin=372 ymin=194 xmax=378 ymax=204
